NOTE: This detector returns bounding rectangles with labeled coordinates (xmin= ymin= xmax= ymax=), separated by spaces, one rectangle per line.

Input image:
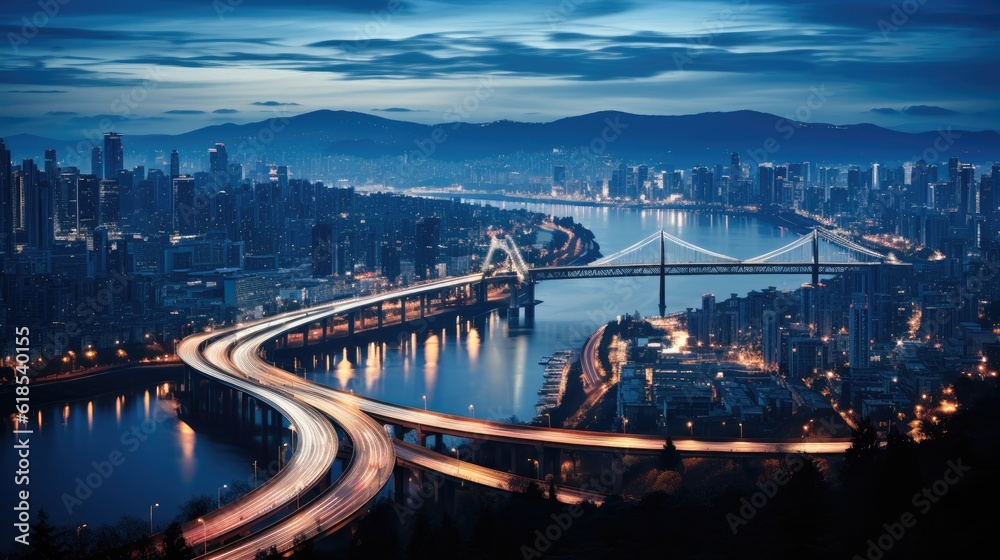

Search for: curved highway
xmin=176 ymin=325 xmax=340 ymax=552
xmin=179 ymin=272 xmax=853 ymax=557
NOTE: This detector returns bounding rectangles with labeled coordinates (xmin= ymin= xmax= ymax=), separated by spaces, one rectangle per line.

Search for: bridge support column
xmin=420 ymin=294 xmax=427 ymax=318
xmin=477 ymin=280 xmax=488 ymax=304
xmin=535 ymin=445 xmax=546 ymax=479
xmin=347 ymin=312 xmax=355 ymax=336
xmin=393 ymin=465 xmax=406 ymax=504
xmin=508 ymin=283 xmax=520 ymax=326
xmin=524 ymin=282 xmax=536 ymax=327
xmin=811 ymin=229 xmax=820 ymax=287
xmin=399 ymin=297 xmax=406 ymax=323
xmin=377 ymin=302 xmax=384 ymax=329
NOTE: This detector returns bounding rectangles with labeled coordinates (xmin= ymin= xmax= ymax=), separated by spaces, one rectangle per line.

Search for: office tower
xmin=637 ymin=165 xmax=649 ymax=198
xmin=948 ymin=156 xmax=960 ymax=207
xmin=847 ymin=166 xmax=861 ymax=202
xmin=77 ymin=174 xmax=99 ymax=235
xmin=209 ymin=143 xmax=229 ymax=187
xmin=616 ymin=162 xmax=628 ymax=198
xmin=19 ymin=159 xmax=53 ymax=249
xmin=762 ymin=310 xmax=778 ymax=367
xmin=959 ymin=163 xmax=977 ymax=224
xmin=44 ymin=149 xmax=57 ymax=184
xmin=311 ymin=222 xmax=333 ymax=277
xmin=415 ymin=216 xmax=440 ymax=280
xmin=730 ymin=152 xmax=740 ymax=185
xmin=103 ymin=132 xmax=123 ymax=180
xmin=758 ymin=163 xmax=775 ymax=205
xmin=169 ymin=149 xmax=180 ymax=180
xmin=849 ymin=293 xmax=871 ymax=369
xmin=98 ymin=179 xmax=120 ymax=228
xmin=91 ymin=146 xmax=102 ymax=179
xmin=381 ymin=244 xmax=401 ymax=282
xmin=693 ymin=166 xmax=714 ymax=203
xmin=173 ymin=176 xmax=196 ymax=234
xmin=1 ymin=138 xmax=13 ymax=254
xmin=56 ymin=167 xmax=79 ymax=239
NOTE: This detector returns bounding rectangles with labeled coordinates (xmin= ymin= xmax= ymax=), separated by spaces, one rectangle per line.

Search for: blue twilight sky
xmin=1 ymin=0 xmax=998 ymax=138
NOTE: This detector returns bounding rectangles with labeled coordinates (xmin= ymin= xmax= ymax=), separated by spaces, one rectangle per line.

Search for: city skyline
xmin=3 ymin=0 xmax=1000 ymax=138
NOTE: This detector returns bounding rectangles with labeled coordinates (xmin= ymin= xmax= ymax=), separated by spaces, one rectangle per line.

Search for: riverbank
xmin=407 ymin=189 xmax=821 ymax=234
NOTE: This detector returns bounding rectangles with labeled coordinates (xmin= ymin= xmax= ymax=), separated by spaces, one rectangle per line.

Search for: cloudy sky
xmin=2 ymin=0 xmax=998 ymax=138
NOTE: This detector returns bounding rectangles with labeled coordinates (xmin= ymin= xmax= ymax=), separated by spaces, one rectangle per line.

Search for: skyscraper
xmin=311 ymin=223 xmax=333 ymax=277
xmin=415 ymin=216 xmax=441 ymax=280
xmin=849 ymin=293 xmax=871 ymax=369
xmin=170 ymin=149 xmax=180 ymax=180
xmin=0 ymin=138 xmax=13 ymax=254
xmin=103 ymin=133 xmax=124 ymax=181
xmin=209 ymin=143 xmax=229 ymax=187
xmin=762 ymin=310 xmax=778 ymax=368
xmin=91 ymin=146 xmax=102 ymax=179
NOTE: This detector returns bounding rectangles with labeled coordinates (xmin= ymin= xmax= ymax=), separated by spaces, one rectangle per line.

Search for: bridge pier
xmin=377 ymin=302 xmax=384 ymax=329
xmin=508 ymin=283 xmax=520 ymax=326
xmin=346 ymin=312 xmax=355 ymax=336
xmin=524 ymin=282 xmax=536 ymax=327
xmin=399 ymin=297 xmax=406 ymax=323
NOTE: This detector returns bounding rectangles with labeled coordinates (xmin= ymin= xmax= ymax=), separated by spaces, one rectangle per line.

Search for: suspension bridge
xmin=484 ymin=226 xmax=900 ymax=317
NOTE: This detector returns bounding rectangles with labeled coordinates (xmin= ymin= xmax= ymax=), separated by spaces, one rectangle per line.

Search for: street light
xmin=76 ymin=524 xmax=86 ymax=551
xmin=149 ymin=503 xmax=158 ymax=535
xmin=197 ymin=518 xmax=206 ymax=555
xmin=289 ymin=425 xmax=297 ymax=451
xmin=217 ymin=484 xmax=228 ymax=509
xmin=468 ymin=404 xmax=475 ymax=419
xmin=252 ymin=460 xmax=258 ymax=488
xmin=278 ymin=442 xmax=288 ymax=468
xmin=739 ymin=422 xmax=743 ymax=438
xmin=451 ymin=447 xmax=462 ymax=485
xmin=687 ymin=421 xmax=693 ymax=437
xmin=530 ymin=459 xmax=540 ymax=478
xmin=543 ymin=413 xmax=551 ymax=428
xmin=422 ymin=395 xmax=427 ymax=410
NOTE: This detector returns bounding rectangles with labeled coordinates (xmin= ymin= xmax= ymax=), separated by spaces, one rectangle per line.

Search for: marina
xmin=533 ymin=350 xmax=574 ymax=420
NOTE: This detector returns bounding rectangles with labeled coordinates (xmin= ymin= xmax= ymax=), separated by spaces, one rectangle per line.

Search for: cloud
xmin=213 ymin=108 xmax=240 ymax=113
xmin=251 ymin=101 xmax=300 ymax=106
xmin=902 ymin=105 xmax=958 ymax=116
xmin=870 ymin=108 xmax=900 ymax=115
xmin=164 ymin=109 xmax=207 ymax=114
xmin=7 ymin=90 xmax=67 ymax=93
xmin=46 ymin=111 xmax=78 ymax=116
xmin=372 ymin=107 xmax=429 ymax=113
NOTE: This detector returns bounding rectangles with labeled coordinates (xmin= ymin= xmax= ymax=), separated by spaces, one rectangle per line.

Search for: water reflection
xmin=87 ymin=401 xmax=93 ymax=432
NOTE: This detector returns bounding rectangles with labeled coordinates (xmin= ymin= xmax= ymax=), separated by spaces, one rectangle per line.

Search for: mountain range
xmin=6 ymin=110 xmax=1000 ymax=168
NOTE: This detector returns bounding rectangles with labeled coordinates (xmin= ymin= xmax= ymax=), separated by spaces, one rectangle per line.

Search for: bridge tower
xmin=811 ymin=228 xmax=820 ymax=287
xmin=482 ymin=234 xmax=535 ymax=327
xmin=659 ymin=230 xmax=666 ymax=317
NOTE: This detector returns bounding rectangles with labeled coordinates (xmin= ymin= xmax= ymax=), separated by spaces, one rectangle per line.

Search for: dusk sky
xmin=2 ymin=0 xmax=998 ymax=138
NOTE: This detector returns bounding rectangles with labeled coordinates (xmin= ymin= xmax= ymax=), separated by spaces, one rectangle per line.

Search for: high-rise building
xmin=173 ymin=176 xmax=196 ymax=234
xmin=103 ymin=133 xmax=123 ymax=181
xmin=311 ymin=222 xmax=333 ymax=277
xmin=77 ymin=174 xmax=99 ymax=235
xmin=381 ymin=244 xmax=401 ymax=282
xmin=730 ymin=152 xmax=741 ymax=185
xmin=98 ymin=179 xmax=120 ymax=229
xmin=758 ymin=164 xmax=775 ymax=205
xmin=91 ymin=146 xmax=102 ymax=179
xmin=849 ymin=293 xmax=871 ymax=369
xmin=336 ymin=230 xmax=355 ymax=276
xmin=169 ymin=149 xmax=180 ymax=180
xmin=0 ymin=138 xmax=13 ymax=254
xmin=44 ymin=149 xmax=58 ymax=184
xmin=56 ymin=167 xmax=79 ymax=239
xmin=762 ymin=310 xmax=779 ymax=368
xmin=415 ymin=216 xmax=441 ymax=280
xmin=788 ymin=337 xmax=828 ymax=380
xmin=209 ymin=143 xmax=229 ymax=187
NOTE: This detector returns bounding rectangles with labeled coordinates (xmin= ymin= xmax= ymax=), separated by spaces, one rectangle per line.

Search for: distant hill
xmin=6 ymin=109 xmax=1000 ymax=168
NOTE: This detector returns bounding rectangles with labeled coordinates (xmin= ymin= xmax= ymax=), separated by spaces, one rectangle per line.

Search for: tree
xmin=253 ymin=545 xmax=280 ymax=559
xmin=842 ymin=416 xmax=880 ymax=484
xmin=27 ymin=509 xmax=65 ymax=560
xmin=162 ymin=521 xmax=192 ymax=560
xmin=546 ymin=474 xmax=558 ymax=502
xmin=660 ymin=437 xmax=682 ymax=471
xmin=177 ymin=495 xmax=214 ymax=522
